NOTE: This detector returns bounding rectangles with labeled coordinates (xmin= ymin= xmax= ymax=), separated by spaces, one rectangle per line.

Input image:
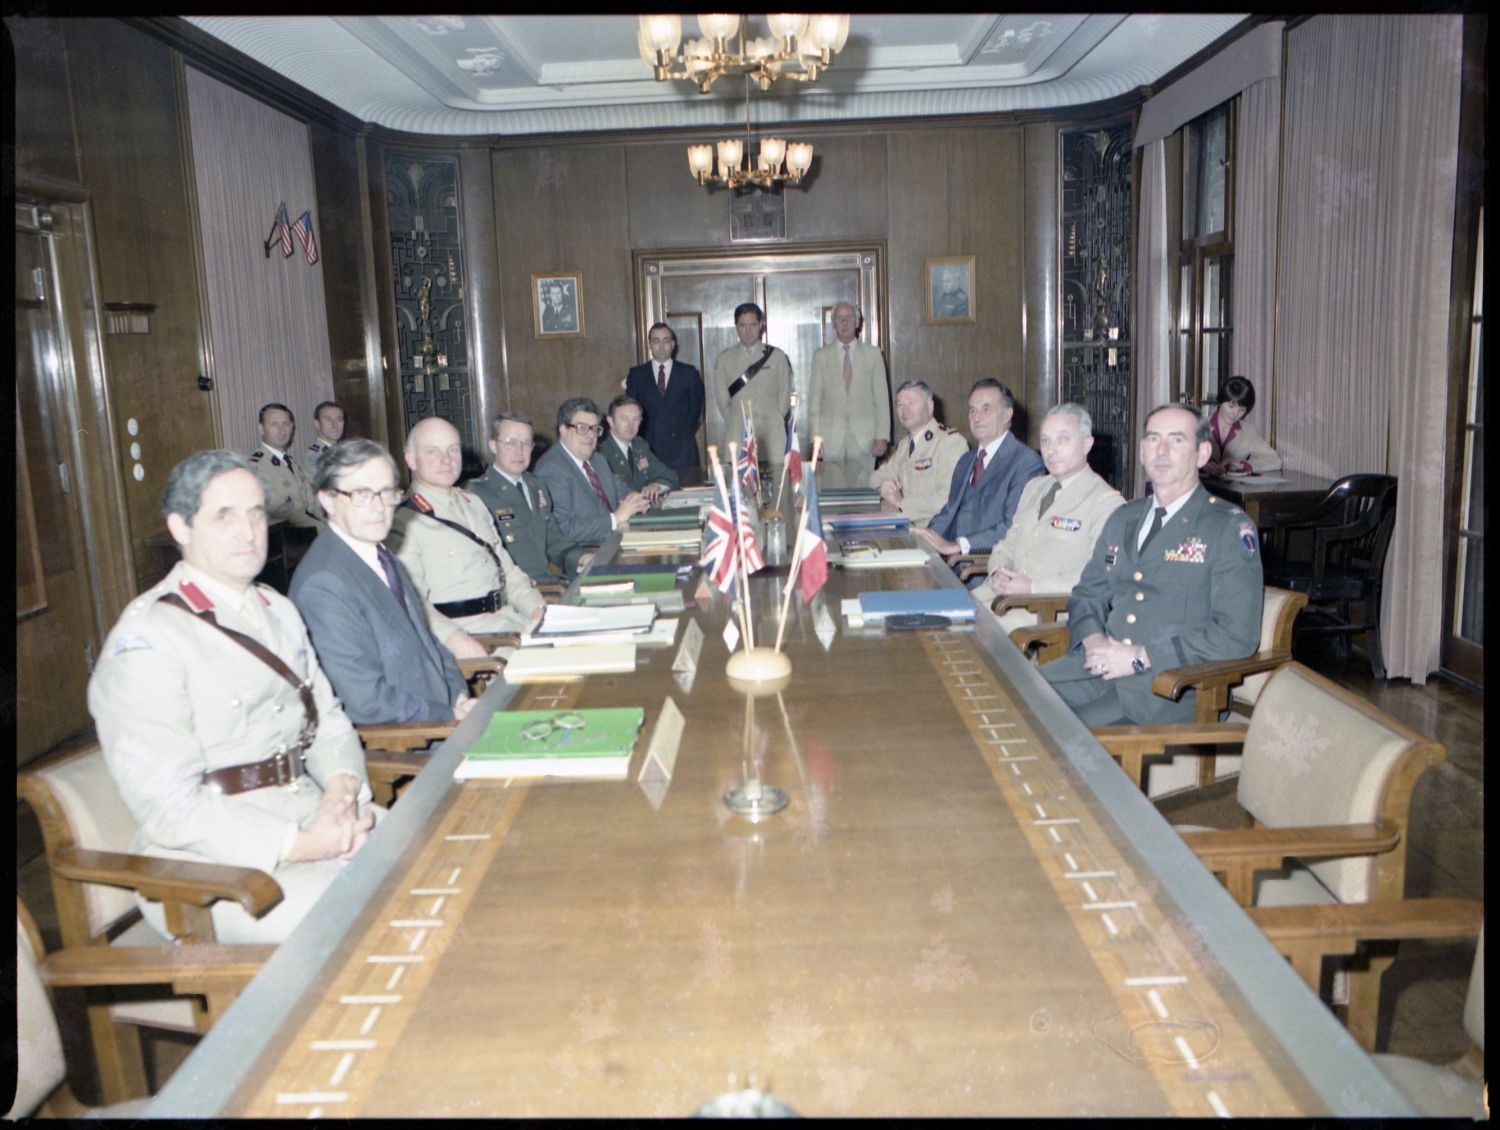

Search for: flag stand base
xmin=722 ymin=783 xmax=789 ymax=822
xmin=725 ymin=647 xmax=792 ymax=685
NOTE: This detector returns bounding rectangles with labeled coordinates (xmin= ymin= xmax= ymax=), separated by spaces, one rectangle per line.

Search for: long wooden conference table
xmin=148 ymin=534 xmax=1413 ymax=1117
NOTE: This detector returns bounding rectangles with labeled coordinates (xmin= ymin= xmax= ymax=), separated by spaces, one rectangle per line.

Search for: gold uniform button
xmin=1135 ymin=592 xmax=1145 ymax=602
xmin=1126 ymin=613 xmax=1137 ymax=624
xmin=1133 ymin=571 xmax=1143 ymax=581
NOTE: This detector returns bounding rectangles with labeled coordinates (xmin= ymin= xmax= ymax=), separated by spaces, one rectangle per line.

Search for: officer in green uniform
xmin=602 ymin=395 xmax=679 ymax=501
xmin=1041 ymin=404 xmax=1263 ymax=725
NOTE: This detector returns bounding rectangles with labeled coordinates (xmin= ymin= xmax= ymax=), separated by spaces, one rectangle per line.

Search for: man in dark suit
xmin=1040 ymin=403 xmax=1263 ymax=725
xmin=624 ymin=322 xmax=704 ymax=483
xmin=468 ymin=412 xmax=591 ymax=583
xmin=290 ymin=439 xmax=474 ymax=725
xmin=603 ymin=394 xmax=679 ymax=502
xmin=535 ymin=397 xmax=651 ymax=546
xmin=916 ymin=378 xmax=1046 ymax=560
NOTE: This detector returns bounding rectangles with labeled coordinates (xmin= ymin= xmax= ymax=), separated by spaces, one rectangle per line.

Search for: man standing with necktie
xmin=290 ymin=438 xmax=474 ymax=725
xmin=534 ymin=396 xmax=651 ymax=546
xmin=973 ymin=403 xmax=1125 ymax=629
xmin=625 ymin=322 xmax=705 ymax=484
xmin=807 ymin=302 xmax=891 ymax=489
xmin=1039 ymin=403 xmax=1263 ymax=725
xmin=916 ymin=378 xmax=1046 ymax=562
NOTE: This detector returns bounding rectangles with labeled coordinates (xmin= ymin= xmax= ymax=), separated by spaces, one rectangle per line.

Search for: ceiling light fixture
xmin=638 ymin=13 xmax=850 ymax=95
xmin=684 ymin=74 xmax=814 ymax=189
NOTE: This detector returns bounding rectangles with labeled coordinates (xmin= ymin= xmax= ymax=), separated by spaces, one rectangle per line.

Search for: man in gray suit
xmin=916 ymin=378 xmax=1046 ymax=559
xmin=602 ymin=394 xmax=678 ymax=502
xmin=535 ymin=396 xmax=651 ymax=546
xmin=290 ymin=439 xmax=475 ymax=725
xmin=1040 ymin=404 xmax=1263 ymax=725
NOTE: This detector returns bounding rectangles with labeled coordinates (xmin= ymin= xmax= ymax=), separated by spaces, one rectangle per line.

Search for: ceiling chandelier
xmin=638 ymin=14 xmax=850 ymax=95
xmin=684 ymin=74 xmax=814 ymax=189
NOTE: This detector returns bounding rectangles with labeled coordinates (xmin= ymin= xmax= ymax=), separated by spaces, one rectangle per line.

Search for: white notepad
xmin=502 ymin=643 xmax=638 ymax=682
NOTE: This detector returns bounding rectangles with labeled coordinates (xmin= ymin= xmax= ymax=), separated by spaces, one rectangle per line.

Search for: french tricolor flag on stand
xmin=795 ymin=463 xmax=828 ymax=603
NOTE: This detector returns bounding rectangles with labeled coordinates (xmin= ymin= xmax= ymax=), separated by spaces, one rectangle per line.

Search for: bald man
xmin=387 ymin=416 xmax=545 ymax=658
xmin=808 ymin=301 xmax=890 ymax=488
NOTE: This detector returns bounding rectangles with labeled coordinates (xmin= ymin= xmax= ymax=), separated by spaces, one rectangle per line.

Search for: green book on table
xmin=576 ymin=571 xmax=680 ymax=595
xmin=627 ymin=510 xmax=702 ymax=530
xmin=454 ymin=708 xmax=646 ymax=780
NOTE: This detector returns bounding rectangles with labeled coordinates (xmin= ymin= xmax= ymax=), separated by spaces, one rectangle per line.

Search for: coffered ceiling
xmin=184 ymin=14 xmax=1250 ymax=136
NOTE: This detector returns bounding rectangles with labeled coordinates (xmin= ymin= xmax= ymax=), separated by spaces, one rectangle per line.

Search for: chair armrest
xmin=536 ymin=582 xmax=567 ymax=603
xmin=364 ymin=749 xmax=431 ymax=788
xmin=1009 ymin=621 xmax=1070 ymax=664
xmin=1150 ymin=649 xmax=1292 ymax=702
xmin=992 ymin=593 xmax=1071 ymax=621
xmin=51 ymin=846 xmax=282 ymax=916
xmin=1246 ymin=897 xmax=1483 ymax=947
xmin=1181 ymin=820 xmax=1400 ymax=905
xmin=948 ymin=554 xmax=987 ymax=582
xmin=458 ymin=657 xmax=506 ymax=680
xmin=1091 ymin=722 xmax=1249 ymax=758
xmin=473 ymin=632 xmax=522 ymax=651
xmin=357 ymin=721 xmax=455 ymax=753
xmin=42 ymin=942 xmax=276 ymax=989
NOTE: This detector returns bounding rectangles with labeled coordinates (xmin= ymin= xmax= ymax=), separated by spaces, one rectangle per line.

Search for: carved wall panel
xmin=1059 ymin=120 xmax=1133 ymax=490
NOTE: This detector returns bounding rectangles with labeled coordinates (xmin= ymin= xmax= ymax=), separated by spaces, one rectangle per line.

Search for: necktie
xmin=657 ymin=364 xmax=667 ymax=395
xmin=582 ymin=459 xmax=611 ymax=509
xmin=1140 ymin=506 xmax=1168 ymax=552
xmin=1036 ymin=479 xmax=1061 ymax=519
xmin=519 ymin=479 xmax=532 ymax=511
xmin=376 ymin=544 xmax=409 ymax=615
xmin=969 ymin=446 xmax=987 ymax=488
xmin=842 ymin=345 xmax=853 ymax=395
xmin=908 ymin=436 xmax=915 ymax=457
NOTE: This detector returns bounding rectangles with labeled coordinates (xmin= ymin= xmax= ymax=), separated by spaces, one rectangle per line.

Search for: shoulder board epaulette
xmin=249 ymin=450 xmax=263 ymax=462
xmin=175 ymin=579 xmax=214 ymax=612
xmin=251 ymin=584 xmax=273 ymax=605
xmin=409 ymin=491 xmax=435 ymax=514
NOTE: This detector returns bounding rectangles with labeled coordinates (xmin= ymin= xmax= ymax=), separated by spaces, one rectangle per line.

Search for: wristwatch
xmin=1130 ymin=648 xmax=1147 ymax=675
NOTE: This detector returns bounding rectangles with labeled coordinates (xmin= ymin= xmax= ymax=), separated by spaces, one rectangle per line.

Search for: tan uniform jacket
xmin=868 ymin=422 xmax=969 ymax=524
xmin=974 ymin=467 xmax=1126 ymax=621
xmin=710 ymin=342 xmax=792 ymax=470
xmin=87 ymin=561 xmax=369 ymax=878
xmin=807 ymin=340 xmax=890 ymax=474
xmin=250 ymin=445 xmax=322 ymax=528
xmin=387 ymin=486 xmax=544 ymax=638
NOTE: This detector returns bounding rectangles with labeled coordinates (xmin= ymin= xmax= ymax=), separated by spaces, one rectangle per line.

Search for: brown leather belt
xmin=434 ymin=588 xmax=506 ymax=618
xmin=202 ymin=745 xmax=308 ymax=795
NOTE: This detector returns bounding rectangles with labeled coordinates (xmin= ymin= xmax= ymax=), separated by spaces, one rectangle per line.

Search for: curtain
xmin=1132 ymin=139 xmax=1172 ymax=495
xmin=185 ymin=67 xmax=334 ymax=455
xmin=1230 ymin=78 xmax=1281 ymax=399
xmin=1275 ymin=15 xmax=1462 ymax=682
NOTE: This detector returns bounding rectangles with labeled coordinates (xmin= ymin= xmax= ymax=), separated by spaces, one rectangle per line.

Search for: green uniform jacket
xmin=466 ymin=465 xmax=588 ymax=583
xmin=601 ymin=434 xmax=679 ymax=492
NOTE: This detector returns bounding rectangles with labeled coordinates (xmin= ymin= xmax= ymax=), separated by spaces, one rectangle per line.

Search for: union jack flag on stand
xmin=784 ymin=395 xmax=802 ymax=486
xmin=698 ymin=476 xmax=738 ymax=595
xmin=291 ymin=209 xmax=320 ymax=264
xmin=794 ymin=462 xmax=828 ymax=603
xmin=737 ymin=410 xmax=760 ymax=500
xmin=265 ymin=203 xmax=293 ymax=259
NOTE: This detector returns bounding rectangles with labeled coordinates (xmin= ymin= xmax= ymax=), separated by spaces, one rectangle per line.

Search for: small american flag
xmin=291 ymin=209 xmax=319 ymax=265
xmin=264 ymin=203 xmax=294 ymax=259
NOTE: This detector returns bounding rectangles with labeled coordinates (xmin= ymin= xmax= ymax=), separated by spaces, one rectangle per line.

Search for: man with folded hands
xmin=387 ymin=416 xmax=545 ymax=655
xmin=88 ymin=449 xmax=379 ymax=944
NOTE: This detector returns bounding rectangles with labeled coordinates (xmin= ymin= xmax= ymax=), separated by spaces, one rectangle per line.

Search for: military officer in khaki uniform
xmin=88 ymin=450 xmax=377 ymax=945
xmin=808 ymin=302 xmax=890 ymax=489
xmin=1041 ymin=404 xmax=1263 ymax=725
xmin=387 ymin=417 xmax=545 ymax=655
xmin=974 ymin=403 xmax=1125 ymax=629
xmin=307 ymin=400 xmax=346 ymax=467
xmin=869 ymin=380 xmax=969 ymax=523
xmin=468 ymin=413 xmax=591 ymax=584
xmin=250 ymin=402 xmax=321 ymax=528
xmin=710 ymin=302 xmax=792 ymax=482
xmin=603 ymin=394 xmax=679 ymax=501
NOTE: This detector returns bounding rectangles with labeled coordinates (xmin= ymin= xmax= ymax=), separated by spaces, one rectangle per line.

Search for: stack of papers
xmin=856 ymin=589 xmax=976 ymax=622
xmin=660 ymin=486 xmax=716 ymax=511
xmin=830 ymin=547 xmax=930 ymax=569
xmin=627 ymin=509 xmax=703 ymax=531
xmin=523 ymin=618 xmax=680 ymax=649
xmin=454 ymin=707 xmax=645 ymax=780
xmin=817 ymin=488 xmax=883 ymax=513
xmin=619 ymin=527 xmax=703 ymax=551
xmin=502 ymin=643 xmax=638 ymax=682
xmin=533 ymin=603 xmax=657 ymax=637
xmin=825 ymin=511 xmax=911 ymax=532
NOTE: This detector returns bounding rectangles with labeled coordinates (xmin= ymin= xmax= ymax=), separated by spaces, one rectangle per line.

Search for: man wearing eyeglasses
xmin=625 ymin=322 xmax=704 ymax=483
xmin=468 ymin=412 xmax=591 ymax=583
xmin=386 ymin=416 xmax=544 ymax=655
xmin=535 ymin=396 xmax=651 ymax=546
xmin=290 ymin=438 xmax=475 ymax=725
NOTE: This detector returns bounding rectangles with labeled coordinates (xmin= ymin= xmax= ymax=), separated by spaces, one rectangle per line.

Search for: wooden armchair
xmin=16 ymin=742 xmax=284 ymax=1102
xmin=1249 ymin=902 xmax=1483 ymax=1091
xmin=1092 ymin=661 xmax=1447 ymax=1050
xmin=11 ymin=897 xmax=272 ymax=1117
xmin=948 ymin=553 xmax=988 ymax=585
xmin=991 ymin=594 xmax=1073 ymax=662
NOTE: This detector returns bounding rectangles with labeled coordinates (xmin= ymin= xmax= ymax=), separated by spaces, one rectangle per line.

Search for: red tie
xmin=582 ymin=459 xmax=611 ymax=509
xmin=657 ymin=364 xmax=667 ymax=394
xmin=969 ymin=446 xmax=987 ymax=488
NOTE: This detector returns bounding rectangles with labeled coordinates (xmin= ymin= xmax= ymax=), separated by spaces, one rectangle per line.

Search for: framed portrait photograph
xmin=924 ymin=256 xmax=975 ymax=325
xmin=533 ymin=273 xmax=584 ymax=338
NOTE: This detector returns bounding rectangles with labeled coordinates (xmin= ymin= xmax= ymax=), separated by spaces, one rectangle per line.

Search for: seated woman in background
xmin=1204 ymin=375 xmax=1282 ymax=474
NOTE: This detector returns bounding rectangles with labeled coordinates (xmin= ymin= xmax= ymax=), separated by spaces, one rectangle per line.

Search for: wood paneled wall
xmin=477 ymin=125 xmax=1034 ymax=448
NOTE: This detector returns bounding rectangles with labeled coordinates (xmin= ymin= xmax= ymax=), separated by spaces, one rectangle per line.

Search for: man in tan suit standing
xmin=974 ymin=403 xmax=1125 ymax=630
xmin=808 ymin=302 xmax=890 ymax=489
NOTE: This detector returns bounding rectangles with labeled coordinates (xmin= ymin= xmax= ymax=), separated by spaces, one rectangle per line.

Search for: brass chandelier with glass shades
xmin=637 ymin=14 xmax=849 ymax=190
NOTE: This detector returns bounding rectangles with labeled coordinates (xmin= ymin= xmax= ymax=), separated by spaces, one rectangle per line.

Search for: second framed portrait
xmin=924 ymin=256 xmax=975 ymax=325
xmin=533 ymin=273 xmax=584 ymax=338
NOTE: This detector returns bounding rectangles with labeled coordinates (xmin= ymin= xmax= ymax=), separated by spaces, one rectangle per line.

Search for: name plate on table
xmin=637 ymin=697 xmax=685 ymax=810
xmin=673 ymin=618 xmax=704 ymax=674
